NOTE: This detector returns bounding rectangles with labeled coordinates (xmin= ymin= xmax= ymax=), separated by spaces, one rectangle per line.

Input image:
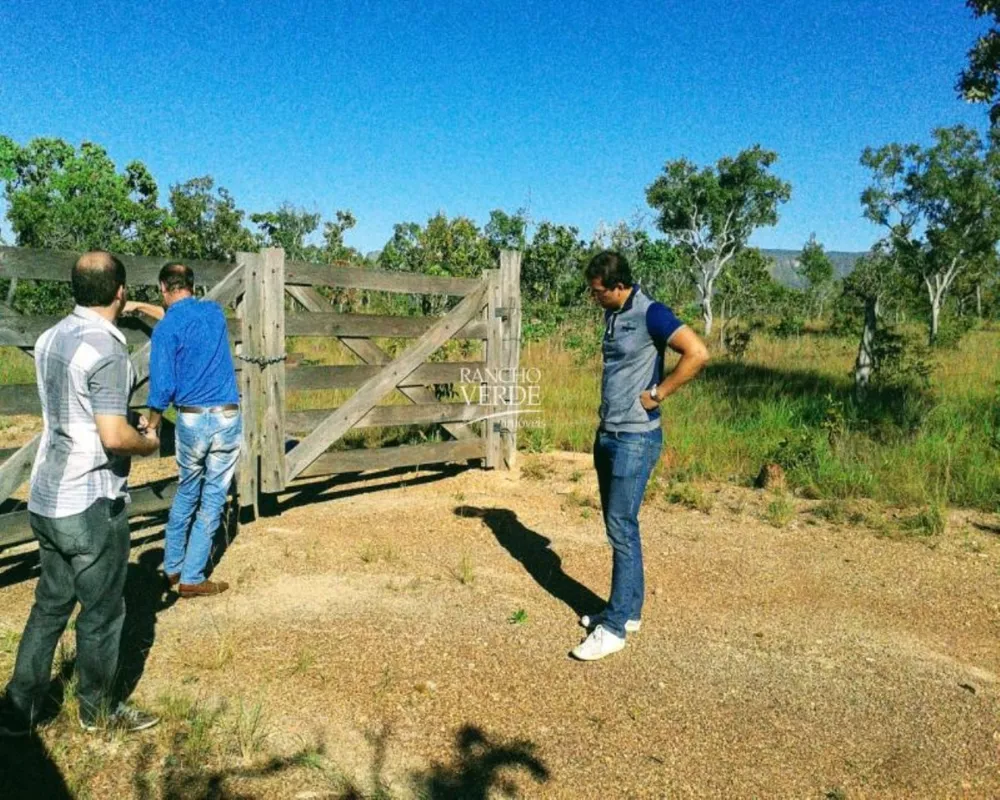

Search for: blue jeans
xmin=7 ymin=498 xmax=129 ymax=725
xmin=593 ymin=427 xmax=663 ymax=638
xmin=164 ymin=409 xmax=242 ymax=585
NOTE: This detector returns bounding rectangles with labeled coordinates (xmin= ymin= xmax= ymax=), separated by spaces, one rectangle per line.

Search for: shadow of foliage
xmin=412 ymin=724 xmax=549 ymax=799
xmin=334 ymin=723 xmax=549 ymax=800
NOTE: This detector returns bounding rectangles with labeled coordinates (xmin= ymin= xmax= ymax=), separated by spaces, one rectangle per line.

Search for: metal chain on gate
xmin=235 ymin=353 xmax=287 ymax=368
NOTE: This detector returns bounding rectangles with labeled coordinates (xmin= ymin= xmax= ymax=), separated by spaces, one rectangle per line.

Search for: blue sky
xmin=0 ymin=0 xmax=991 ymax=254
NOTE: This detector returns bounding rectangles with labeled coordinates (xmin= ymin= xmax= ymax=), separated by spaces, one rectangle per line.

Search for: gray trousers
xmin=6 ymin=497 xmax=129 ymax=724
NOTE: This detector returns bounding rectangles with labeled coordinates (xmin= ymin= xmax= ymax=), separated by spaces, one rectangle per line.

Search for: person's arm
xmin=639 ymin=304 xmax=709 ymax=410
xmin=146 ymin=325 xmax=176 ymax=431
xmin=89 ymin=353 xmax=160 ymax=456
xmin=95 ymin=414 xmax=160 ymax=456
xmin=640 ymin=327 xmax=710 ymax=409
xmin=123 ymin=300 xmax=165 ymax=321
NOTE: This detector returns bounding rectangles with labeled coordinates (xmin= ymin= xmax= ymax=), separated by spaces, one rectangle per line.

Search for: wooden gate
xmin=0 ymin=246 xmax=521 ymax=549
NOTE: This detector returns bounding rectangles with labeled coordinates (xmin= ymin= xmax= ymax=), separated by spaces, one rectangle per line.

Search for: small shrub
xmin=812 ymin=499 xmax=847 ymax=524
xmin=767 ymin=431 xmax=821 ymax=477
xmin=507 ymin=609 xmax=528 ymax=625
xmin=723 ymin=325 xmax=755 ymax=360
xmin=764 ymin=494 xmax=796 ymax=528
xmin=521 ymin=425 xmax=555 ymax=453
xmin=453 ymin=554 xmax=475 ymax=586
xmin=773 ymin=314 xmax=805 ymax=338
xmin=901 ymin=503 xmax=946 ymax=537
xmin=521 ymin=459 xmax=554 ymax=480
xmin=933 ymin=313 xmax=977 ymax=349
xmin=231 ymin=697 xmax=269 ymax=761
xmin=666 ymin=482 xmax=714 ymax=514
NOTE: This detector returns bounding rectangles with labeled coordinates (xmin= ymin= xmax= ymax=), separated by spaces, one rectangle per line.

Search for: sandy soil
xmin=0 ymin=452 xmax=998 ymax=798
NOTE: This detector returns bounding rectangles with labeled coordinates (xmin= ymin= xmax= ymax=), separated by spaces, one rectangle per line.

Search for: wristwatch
xmin=649 ymin=385 xmax=660 ymax=402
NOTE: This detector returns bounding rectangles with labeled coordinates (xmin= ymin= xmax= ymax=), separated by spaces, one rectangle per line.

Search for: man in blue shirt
xmin=143 ymin=263 xmax=241 ymax=598
xmin=572 ymin=251 xmax=709 ymax=661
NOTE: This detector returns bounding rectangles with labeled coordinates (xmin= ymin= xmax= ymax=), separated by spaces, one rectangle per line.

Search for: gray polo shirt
xmin=29 ymin=306 xmax=135 ymax=518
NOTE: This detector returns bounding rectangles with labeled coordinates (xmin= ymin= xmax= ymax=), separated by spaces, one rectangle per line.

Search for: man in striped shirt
xmin=0 ymin=252 xmax=161 ymax=736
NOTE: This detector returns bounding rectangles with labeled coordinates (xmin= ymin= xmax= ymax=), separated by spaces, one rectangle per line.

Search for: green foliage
xmin=958 ymin=1 xmax=1000 ymax=124
xmin=716 ymin=247 xmax=777 ymax=330
xmin=484 ymin=208 xmax=528 ymax=257
xmin=0 ymin=136 xmax=167 ymax=255
xmin=166 ymin=176 xmax=258 ymax=261
xmin=251 ymin=204 xmax=321 ymax=261
xmin=861 ymin=126 xmax=1000 ymax=344
xmin=797 ymin=234 xmax=835 ymax=290
xmin=773 ymin=312 xmax=806 ymax=338
xmin=645 ymin=145 xmax=792 ymax=334
xmin=767 ymin=430 xmax=822 ymax=476
xmin=932 ymin=306 xmax=978 ymax=348
xmin=521 ymin=221 xmax=588 ymax=305
xmin=796 ymin=234 xmax=836 ymax=316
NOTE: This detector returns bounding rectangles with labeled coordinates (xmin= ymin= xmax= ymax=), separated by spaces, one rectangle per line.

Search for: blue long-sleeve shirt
xmin=147 ymin=297 xmax=239 ymax=411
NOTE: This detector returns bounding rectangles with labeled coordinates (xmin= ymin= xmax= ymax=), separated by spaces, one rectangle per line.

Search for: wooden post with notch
xmin=236 ymin=252 xmax=261 ymax=515
xmin=498 ymin=250 xmax=522 ymax=470
xmin=258 ymin=248 xmax=286 ymax=494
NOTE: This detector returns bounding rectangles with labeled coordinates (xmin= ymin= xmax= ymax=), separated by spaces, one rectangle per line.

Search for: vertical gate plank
xmin=237 ymin=252 xmax=262 ymax=516
xmin=484 ymin=269 xmax=502 ymax=468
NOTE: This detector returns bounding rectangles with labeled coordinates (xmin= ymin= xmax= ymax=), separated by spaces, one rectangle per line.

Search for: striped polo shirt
xmin=29 ymin=306 xmax=135 ymax=518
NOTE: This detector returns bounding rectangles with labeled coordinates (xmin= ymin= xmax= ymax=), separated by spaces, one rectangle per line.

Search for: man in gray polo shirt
xmin=572 ymin=251 xmax=709 ymax=661
xmin=0 ymin=252 xmax=161 ymax=735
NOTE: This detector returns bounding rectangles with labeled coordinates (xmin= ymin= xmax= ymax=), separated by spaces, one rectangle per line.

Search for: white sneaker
xmin=579 ymin=614 xmax=641 ymax=633
xmin=571 ymin=624 xmax=626 ymax=661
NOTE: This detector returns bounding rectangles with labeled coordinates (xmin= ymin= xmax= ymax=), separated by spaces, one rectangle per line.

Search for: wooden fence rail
xmin=0 ymin=245 xmax=522 ymax=550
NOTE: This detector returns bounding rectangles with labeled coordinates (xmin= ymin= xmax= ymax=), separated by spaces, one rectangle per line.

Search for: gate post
xmin=258 ymin=248 xmax=287 ymax=494
xmin=236 ymin=247 xmax=287 ymax=514
xmin=498 ymin=250 xmax=522 ymax=470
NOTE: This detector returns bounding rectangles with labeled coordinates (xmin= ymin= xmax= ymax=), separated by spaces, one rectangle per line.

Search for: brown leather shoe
xmin=178 ymin=580 xmax=229 ymax=598
xmin=165 ymin=573 xmax=180 ymax=587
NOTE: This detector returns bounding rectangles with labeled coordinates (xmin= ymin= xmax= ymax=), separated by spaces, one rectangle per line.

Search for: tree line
xmin=4 ymin=125 xmax=999 ymax=388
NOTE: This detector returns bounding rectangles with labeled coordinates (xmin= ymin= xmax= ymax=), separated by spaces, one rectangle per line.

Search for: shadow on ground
xmin=116 ymin=546 xmax=177 ymax=702
xmin=0 ymin=731 xmax=73 ymax=799
xmin=273 ymin=463 xmax=475 ymax=515
xmin=123 ymin=721 xmax=547 ymax=800
xmin=455 ymin=505 xmax=604 ymax=617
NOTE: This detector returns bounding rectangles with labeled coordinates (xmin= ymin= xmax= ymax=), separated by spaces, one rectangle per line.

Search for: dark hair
xmin=71 ymin=252 xmax=126 ymax=307
xmin=585 ymin=250 xmax=633 ymax=289
xmin=159 ymin=262 xmax=195 ymax=293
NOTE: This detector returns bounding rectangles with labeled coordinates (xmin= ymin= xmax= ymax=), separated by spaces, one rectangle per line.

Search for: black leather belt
xmin=178 ymin=404 xmax=240 ymax=414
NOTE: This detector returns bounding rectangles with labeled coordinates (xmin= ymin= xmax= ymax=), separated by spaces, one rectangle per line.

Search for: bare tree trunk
xmin=699 ymin=274 xmax=715 ymax=337
xmin=4 ymin=277 xmax=16 ymax=307
xmin=854 ymin=295 xmax=880 ymax=397
xmin=977 ymin=283 xmax=983 ymax=318
xmin=929 ymin=296 xmax=941 ymax=345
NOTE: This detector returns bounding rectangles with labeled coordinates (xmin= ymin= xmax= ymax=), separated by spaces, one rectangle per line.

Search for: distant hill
xmin=761 ymin=248 xmax=865 ymax=289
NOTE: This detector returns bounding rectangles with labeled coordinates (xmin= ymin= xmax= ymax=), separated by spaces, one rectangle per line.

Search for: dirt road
xmin=0 ymin=452 xmax=997 ymax=798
